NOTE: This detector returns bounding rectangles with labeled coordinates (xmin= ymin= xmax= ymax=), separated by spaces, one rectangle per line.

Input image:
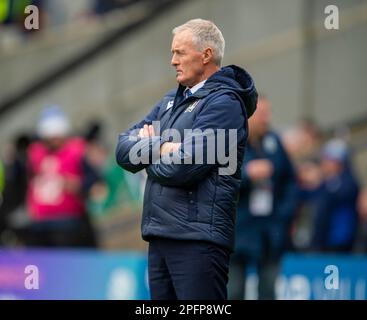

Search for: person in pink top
xmin=26 ymin=106 xmax=99 ymax=247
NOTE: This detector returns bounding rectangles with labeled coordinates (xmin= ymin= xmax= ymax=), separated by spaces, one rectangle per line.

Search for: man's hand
xmin=138 ymin=124 xmax=155 ymax=138
xmin=246 ymin=159 xmax=274 ymax=182
xmin=138 ymin=124 xmax=181 ymax=156
xmin=160 ymin=142 xmax=181 ymax=156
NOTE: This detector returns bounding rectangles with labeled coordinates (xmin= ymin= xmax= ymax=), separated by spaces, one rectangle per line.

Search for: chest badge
xmin=184 ymin=100 xmax=200 ymax=113
xmin=166 ymin=100 xmax=174 ymax=110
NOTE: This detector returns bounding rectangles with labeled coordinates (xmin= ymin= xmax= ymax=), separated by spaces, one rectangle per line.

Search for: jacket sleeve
xmin=115 ymin=100 xmax=163 ymax=174
xmin=146 ymin=93 xmax=247 ymax=187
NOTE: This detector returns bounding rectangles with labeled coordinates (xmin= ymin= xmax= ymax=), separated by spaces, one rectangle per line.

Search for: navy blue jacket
xmin=116 ymin=65 xmax=257 ymax=250
xmin=234 ymin=132 xmax=298 ymax=260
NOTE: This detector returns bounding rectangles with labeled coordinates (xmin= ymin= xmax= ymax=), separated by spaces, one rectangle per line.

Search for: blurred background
xmin=0 ymin=0 xmax=366 ymax=300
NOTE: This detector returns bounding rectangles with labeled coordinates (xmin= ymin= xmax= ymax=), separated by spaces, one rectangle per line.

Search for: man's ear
xmin=202 ymin=47 xmax=214 ymax=65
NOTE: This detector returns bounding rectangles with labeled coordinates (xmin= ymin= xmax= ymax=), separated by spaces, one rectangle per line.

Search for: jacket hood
xmin=203 ymin=65 xmax=258 ymax=118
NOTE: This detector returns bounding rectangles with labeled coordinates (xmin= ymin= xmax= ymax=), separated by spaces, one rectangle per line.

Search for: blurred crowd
xmin=0 ymin=96 xmax=365 ymax=301
xmin=0 ymin=0 xmax=145 ymax=33
xmin=226 ymin=95 xmax=367 ymax=300
xmin=283 ymin=119 xmax=366 ymax=254
xmin=0 ymin=100 xmax=365 ymax=254
xmin=0 ymin=105 xmax=144 ymax=248
xmin=0 ymin=0 xmax=365 ymax=302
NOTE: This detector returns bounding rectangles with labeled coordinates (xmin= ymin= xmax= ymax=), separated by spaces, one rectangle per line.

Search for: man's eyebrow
xmin=172 ymin=48 xmax=184 ymax=53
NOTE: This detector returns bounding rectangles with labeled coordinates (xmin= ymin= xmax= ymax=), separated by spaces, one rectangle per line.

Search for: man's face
xmin=249 ymin=98 xmax=271 ymax=138
xmin=44 ymin=136 xmax=66 ymax=151
xmin=171 ymin=30 xmax=206 ymax=87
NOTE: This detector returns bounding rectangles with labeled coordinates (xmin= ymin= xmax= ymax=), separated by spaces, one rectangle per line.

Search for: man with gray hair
xmin=116 ymin=18 xmax=257 ymax=299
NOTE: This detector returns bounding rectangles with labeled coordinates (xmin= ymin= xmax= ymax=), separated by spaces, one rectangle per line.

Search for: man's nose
xmin=171 ymin=54 xmax=178 ymax=66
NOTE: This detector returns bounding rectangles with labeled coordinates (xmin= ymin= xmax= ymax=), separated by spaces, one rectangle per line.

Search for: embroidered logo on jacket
xmin=166 ymin=100 xmax=174 ymax=110
xmin=184 ymin=100 xmax=200 ymax=113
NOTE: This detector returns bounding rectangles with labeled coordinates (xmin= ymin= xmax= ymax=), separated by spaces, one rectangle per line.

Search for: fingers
xmin=160 ymin=143 xmax=170 ymax=156
xmin=143 ymin=124 xmax=150 ymax=137
xmin=138 ymin=124 xmax=155 ymax=138
xmin=170 ymin=142 xmax=180 ymax=152
xmin=160 ymin=142 xmax=181 ymax=156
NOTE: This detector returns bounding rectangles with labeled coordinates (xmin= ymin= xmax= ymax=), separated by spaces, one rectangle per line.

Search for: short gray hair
xmin=172 ymin=19 xmax=225 ymax=66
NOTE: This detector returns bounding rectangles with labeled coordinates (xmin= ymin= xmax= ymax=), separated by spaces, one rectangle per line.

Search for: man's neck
xmin=204 ymin=65 xmax=220 ymax=82
xmin=189 ymin=65 xmax=220 ymax=88
xmin=188 ymin=80 xmax=206 ymax=95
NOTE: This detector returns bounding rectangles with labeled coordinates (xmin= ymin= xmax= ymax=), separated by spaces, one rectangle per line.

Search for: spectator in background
xmin=0 ymin=158 xmax=5 ymax=241
xmin=292 ymin=157 xmax=323 ymax=251
xmin=282 ymin=118 xmax=323 ymax=163
xmin=25 ymin=106 xmax=99 ymax=247
xmin=281 ymin=119 xmax=323 ymax=252
xmin=357 ymin=186 xmax=367 ymax=252
xmin=229 ymin=95 xmax=298 ymax=300
xmin=82 ymin=120 xmax=111 ymax=215
xmin=0 ymin=159 xmax=4 ymax=198
xmin=0 ymin=133 xmax=31 ymax=245
xmin=311 ymin=139 xmax=359 ymax=252
xmin=83 ymin=120 xmax=108 ymax=191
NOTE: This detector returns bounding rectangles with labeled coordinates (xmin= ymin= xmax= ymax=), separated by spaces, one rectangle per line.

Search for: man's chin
xmin=176 ymin=77 xmax=188 ymax=86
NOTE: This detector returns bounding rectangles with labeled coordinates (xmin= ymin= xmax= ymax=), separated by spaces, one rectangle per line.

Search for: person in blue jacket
xmin=311 ymin=139 xmax=359 ymax=252
xmin=229 ymin=96 xmax=298 ymax=300
xmin=115 ymin=19 xmax=257 ymax=300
